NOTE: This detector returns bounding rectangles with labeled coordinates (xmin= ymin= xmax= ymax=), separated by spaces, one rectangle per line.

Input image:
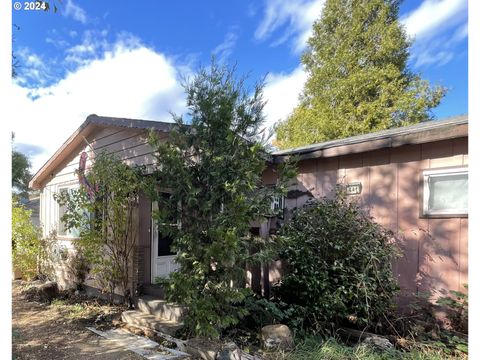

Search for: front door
xmin=151 ymin=200 xmax=179 ymax=282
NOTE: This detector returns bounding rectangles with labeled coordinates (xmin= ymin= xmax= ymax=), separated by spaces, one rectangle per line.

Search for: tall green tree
xmin=147 ymin=61 xmax=294 ymax=339
xmin=12 ymin=134 xmax=32 ymax=197
xmin=275 ymin=0 xmax=446 ymax=149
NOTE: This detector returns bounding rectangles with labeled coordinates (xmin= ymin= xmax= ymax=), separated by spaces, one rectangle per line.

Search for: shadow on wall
xmin=287 ymin=142 xmax=467 ymax=307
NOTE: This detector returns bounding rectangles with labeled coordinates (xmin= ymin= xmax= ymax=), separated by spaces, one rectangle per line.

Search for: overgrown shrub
xmin=12 ymin=198 xmax=42 ymax=279
xmin=55 ymin=151 xmax=144 ymax=304
xmin=275 ymin=193 xmax=401 ymax=335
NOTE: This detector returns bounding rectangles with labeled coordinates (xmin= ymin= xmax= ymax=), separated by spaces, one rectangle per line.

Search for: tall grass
xmin=287 ymin=338 xmax=466 ymax=360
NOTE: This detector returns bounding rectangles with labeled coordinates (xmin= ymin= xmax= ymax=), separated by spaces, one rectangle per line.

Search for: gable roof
xmin=29 ymin=114 xmax=174 ymax=190
xmin=272 ymin=115 xmax=468 ymax=162
xmin=30 ymin=114 xmax=468 ymax=189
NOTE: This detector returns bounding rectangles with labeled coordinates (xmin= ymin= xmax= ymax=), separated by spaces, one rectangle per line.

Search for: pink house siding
xmin=268 ymin=135 xmax=468 ymax=304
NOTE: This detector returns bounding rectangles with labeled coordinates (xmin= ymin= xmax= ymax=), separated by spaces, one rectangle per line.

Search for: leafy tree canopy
xmin=275 ymin=0 xmax=446 ymax=149
xmin=12 ymin=134 xmax=32 ymax=197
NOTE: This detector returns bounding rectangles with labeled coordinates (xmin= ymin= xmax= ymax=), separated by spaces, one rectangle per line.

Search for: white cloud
xmin=414 ymin=50 xmax=454 ymax=67
xmin=401 ymin=0 xmax=467 ymax=40
xmin=64 ymin=30 xmax=106 ymax=65
xmin=255 ymin=0 xmax=325 ymax=53
xmin=63 ymin=0 xmax=88 ymax=24
xmin=401 ymin=0 xmax=467 ymax=68
xmin=15 ymin=47 xmax=52 ymax=86
xmin=262 ymin=66 xmax=307 ymax=131
xmin=12 ymin=38 xmax=189 ymax=173
xmin=45 ymin=37 xmax=69 ymax=48
xmin=213 ymin=30 xmax=239 ymax=63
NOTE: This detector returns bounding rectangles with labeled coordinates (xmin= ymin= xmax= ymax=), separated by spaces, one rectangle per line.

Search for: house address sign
xmin=337 ymin=182 xmax=362 ymax=195
xmin=345 ymin=182 xmax=362 ymax=195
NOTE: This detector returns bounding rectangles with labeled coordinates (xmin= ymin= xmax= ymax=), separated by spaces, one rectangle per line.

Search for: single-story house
xmin=29 ymin=114 xmax=468 ymax=304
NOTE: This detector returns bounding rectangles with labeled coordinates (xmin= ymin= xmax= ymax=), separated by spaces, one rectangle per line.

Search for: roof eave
xmin=272 ymin=118 xmax=468 ymax=163
xmin=29 ymin=114 xmax=174 ymax=190
xmin=28 ymin=120 xmax=96 ymax=190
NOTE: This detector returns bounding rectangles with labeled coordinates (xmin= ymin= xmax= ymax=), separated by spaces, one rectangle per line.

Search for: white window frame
xmin=271 ymin=195 xmax=285 ymax=212
xmin=422 ymin=167 xmax=468 ymax=217
xmin=270 ymin=194 xmax=285 ymax=219
xmin=57 ymin=184 xmax=81 ymax=238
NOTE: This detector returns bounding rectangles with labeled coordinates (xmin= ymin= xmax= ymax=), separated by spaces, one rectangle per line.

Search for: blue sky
xmin=11 ymin=0 xmax=468 ymax=172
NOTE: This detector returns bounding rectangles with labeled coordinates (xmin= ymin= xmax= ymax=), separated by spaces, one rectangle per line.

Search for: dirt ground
xmin=12 ymin=282 xmax=144 ymax=360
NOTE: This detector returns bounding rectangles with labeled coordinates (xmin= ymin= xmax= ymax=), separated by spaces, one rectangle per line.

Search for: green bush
xmin=275 ymin=193 xmax=400 ymax=335
xmin=12 ymin=199 xmax=42 ymax=279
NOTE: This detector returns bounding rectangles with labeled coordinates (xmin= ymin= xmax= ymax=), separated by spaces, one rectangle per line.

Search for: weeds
xmin=281 ymin=338 xmax=467 ymax=360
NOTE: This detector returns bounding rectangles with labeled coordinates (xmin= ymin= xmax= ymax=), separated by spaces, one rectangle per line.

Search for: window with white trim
xmin=57 ymin=186 xmax=81 ymax=238
xmin=271 ymin=195 xmax=285 ymax=212
xmin=423 ymin=167 xmax=468 ymax=216
xmin=270 ymin=195 xmax=285 ymax=219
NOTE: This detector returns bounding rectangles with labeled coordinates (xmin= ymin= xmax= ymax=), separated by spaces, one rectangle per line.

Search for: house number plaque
xmin=345 ymin=182 xmax=362 ymax=195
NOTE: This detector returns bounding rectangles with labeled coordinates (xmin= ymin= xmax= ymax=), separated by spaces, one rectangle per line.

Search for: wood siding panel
xmin=316 ymin=157 xmax=338 ymax=198
xmin=90 ymin=127 xmax=144 ymax=150
xmin=426 ymin=218 xmax=461 ymax=297
xmin=368 ymin=163 xmax=398 ymax=231
xmin=273 ymin=137 xmax=468 ymax=302
xmin=459 ymin=219 xmax=468 ymax=288
xmin=297 ymin=159 xmax=317 ymax=207
xmin=395 ymin=158 xmax=428 ymax=296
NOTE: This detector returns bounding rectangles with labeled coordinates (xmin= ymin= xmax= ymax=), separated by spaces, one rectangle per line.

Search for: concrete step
xmin=137 ymin=296 xmax=187 ymax=323
xmin=121 ymin=310 xmax=183 ymax=336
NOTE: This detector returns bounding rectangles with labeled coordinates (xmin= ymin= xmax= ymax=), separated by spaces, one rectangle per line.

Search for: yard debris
xmin=216 ymin=342 xmax=261 ymax=360
xmin=87 ymin=327 xmax=190 ymax=359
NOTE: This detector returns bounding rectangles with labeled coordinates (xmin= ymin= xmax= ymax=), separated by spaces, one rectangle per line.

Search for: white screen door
xmin=151 ymin=201 xmax=179 ymax=282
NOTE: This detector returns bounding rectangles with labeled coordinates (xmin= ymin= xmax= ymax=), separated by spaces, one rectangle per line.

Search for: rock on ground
xmin=362 ymin=336 xmax=394 ymax=351
xmin=261 ymin=324 xmax=294 ymax=350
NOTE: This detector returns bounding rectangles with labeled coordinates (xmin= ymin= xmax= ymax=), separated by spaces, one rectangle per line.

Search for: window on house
xmin=423 ymin=167 xmax=468 ymax=216
xmin=271 ymin=195 xmax=285 ymax=219
xmin=57 ymin=186 xmax=81 ymax=238
xmin=271 ymin=195 xmax=285 ymax=211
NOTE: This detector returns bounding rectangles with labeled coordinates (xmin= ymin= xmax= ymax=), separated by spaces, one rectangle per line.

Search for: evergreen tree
xmin=147 ymin=61 xmax=294 ymax=339
xmin=275 ymin=0 xmax=446 ymax=149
